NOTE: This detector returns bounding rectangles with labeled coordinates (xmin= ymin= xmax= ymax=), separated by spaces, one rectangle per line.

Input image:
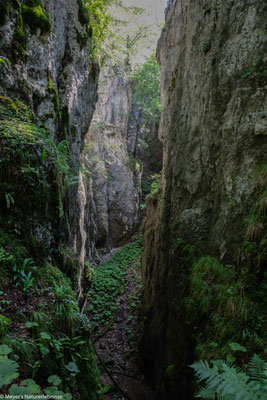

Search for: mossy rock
xmin=77 ymin=0 xmax=89 ymax=26
xmin=76 ymin=30 xmax=88 ymax=50
xmin=47 ymin=70 xmax=60 ymax=116
xmin=76 ymin=340 xmax=103 ymax=400
xmin=0 ymin=0 xmax=11 ymax=25
xmin=36 ymin=263 xmax=75 ymax=294
xmin=21 ymin=0 xmax=51 ymax=35
xmin=13 ymin=2 xmax=28 ymax=61
xmin=0 ymin=96 xmax=18 ymax=117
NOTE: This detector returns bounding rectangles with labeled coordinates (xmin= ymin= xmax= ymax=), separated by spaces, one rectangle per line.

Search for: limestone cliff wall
xmin=140 ymin=0 xmax=267 ymax=399
xmin=0 ymin=0 xmax=98 ymax=277
xmin=81 ymin=66 xmax=142 ymax=262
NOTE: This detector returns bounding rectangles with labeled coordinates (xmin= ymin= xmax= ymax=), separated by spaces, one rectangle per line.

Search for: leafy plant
xmin=190 ymin=354 xmax=267 ymax=399
xmin=0 ymin=314 xmax=11 ymax=337
xmin=0 ymin=358 xmax=19 ymax=388
xmin=3 ymin=334 xmax=37 ymax=361
xmin=9 ymin=379 xmax=41 ymax=395
xmin=88 ymin=236 xmax=143 ymax=330
xmin=131 ymin=53 xmax=161 ymax=125
xmin=13 ymin=258 xmax=36 ymax=293
xmin=0 ymin=56 xmax=10 ymax=69
xmin=0 ymin=97 xmax=75 ymax=218
xmin=48 ymin=375 xmax=62 ymax=386
xmin=0 ymin=345 xmax=19 ymax=389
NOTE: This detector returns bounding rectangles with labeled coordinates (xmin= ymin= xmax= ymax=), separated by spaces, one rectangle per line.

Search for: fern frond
xmin=190 ymin=360 xmax=219 ymax=383
xmin=3 ymin=335 xmax=37 ymax=360
xmin=248 ymin=354 xmax=267 ymax=385
xmin=196 ymin=384 xmax=216 ymax=399
xmin=217 ymin=363 xmax=252 ymax=400
xmin=191 ymin=357 xmax=267 ymax=400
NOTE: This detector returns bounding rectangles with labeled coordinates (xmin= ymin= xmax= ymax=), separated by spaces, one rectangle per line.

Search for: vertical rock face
xmin=0 ymin=1 xmax=102 ymax=396
xmin=81 ymin=66 xmax=142 ymax=261
xmin=0 ymin=0 xmax=98 ymax=263
xmin=140 ymin=0 xmax=267 ymax=399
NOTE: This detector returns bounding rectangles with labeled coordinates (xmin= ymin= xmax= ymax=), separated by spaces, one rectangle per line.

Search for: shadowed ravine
xmin=0 ymin=1 xmax=266 ymax=399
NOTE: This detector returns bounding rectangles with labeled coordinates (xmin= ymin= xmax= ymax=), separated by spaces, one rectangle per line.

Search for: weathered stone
xmin=140 ymin=0 xmax=267 ymax=398
xmin=0 ymin=0 xmax=98 ymax=265
xmin=81 ymin=65 xmax=142 ymax=262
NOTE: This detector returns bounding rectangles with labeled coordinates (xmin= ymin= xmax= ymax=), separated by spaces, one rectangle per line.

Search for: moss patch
xmin=76 ymin=29 xmax=88 ymax=50
xmin=77 ymin=0 xmax=89 ymax=26
xmin=184 ymin=188 xmax=267 ymax=364
xmin=0 ymin=0 xmax=11 ymax=25
xmin=13 ymin=1 xmax=27 ymax=61
xmin=21 ymin=0 xmax=51 ymax=35
xmin=47 ymin=69 xmax=60 ymax=116
xmin=10 ymin=0 xmax=51 ymax=61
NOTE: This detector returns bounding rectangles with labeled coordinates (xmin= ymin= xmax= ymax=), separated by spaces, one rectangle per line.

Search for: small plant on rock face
xmin=0 ymin=56 xmax=10 ymax=69
xmin=13 ymin=258 xmax=36 ymax=293
xmin=245 ymin=214 xmax=264 ymax=241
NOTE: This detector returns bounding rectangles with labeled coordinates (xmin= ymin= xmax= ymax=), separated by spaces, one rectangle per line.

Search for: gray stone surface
xmin=81 ymin=65 xmax=142 ymax=261
xmin=0 ymin=0 xmax=99 ymax=279
xmin=141 ymin=0 xmax=267 ymax=398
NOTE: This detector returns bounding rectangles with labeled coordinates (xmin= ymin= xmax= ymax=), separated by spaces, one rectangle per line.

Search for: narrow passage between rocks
xmin=84 ymin=235 xmax=154 ymax=400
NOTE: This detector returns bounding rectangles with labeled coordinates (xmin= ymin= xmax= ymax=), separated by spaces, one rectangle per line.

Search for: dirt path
xmin=92 ymin=257 xmax=154 ymax=400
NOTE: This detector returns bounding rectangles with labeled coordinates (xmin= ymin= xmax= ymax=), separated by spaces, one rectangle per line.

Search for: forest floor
xmin=86 ymin=238 xmax=154 ymax=400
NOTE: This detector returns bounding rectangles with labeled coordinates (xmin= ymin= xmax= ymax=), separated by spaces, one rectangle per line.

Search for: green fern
xmin=191 ymin=355 xmax=267 ymax=399
xmin=3 ymin=334 xmax=37 ymax=360
xmin=248 ymin=354 xmax=267 ymax=385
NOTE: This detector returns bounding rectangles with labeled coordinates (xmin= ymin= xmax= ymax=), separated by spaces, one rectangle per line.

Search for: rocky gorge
xmin=140 ymin=0 xmax=267 ymax=399
xmin=0 ymin=0 xmax=266 ymax=399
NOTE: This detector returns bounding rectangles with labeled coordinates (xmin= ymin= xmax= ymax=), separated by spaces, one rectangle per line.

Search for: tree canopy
xmin=131 ymin=53 xmax=161 ymax=124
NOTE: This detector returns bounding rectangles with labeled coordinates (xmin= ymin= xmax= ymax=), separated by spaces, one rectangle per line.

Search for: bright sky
xmin=116 ymin=0 xmax=167 ymax=64
xmin=122 ymin=0 xmax=167 ymax=26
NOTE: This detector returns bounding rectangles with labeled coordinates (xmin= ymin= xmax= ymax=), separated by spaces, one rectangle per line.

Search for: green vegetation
xmin=183 ymin=182 xmax=266 ymax=397
xmin=0 ymin=56 xmax=10 ymax=69
xmin=131 ymin=53 xmax=161 ymax=125
xmin=0 ymin=96 xmax=102 ymax=398
xmin=13 ymin=1 xmax=28 ymax=61
xmin=0 ymin=96 xmax=73 ymax=218
xmin=78 ymin=0 xmax=115 ymax=60
xmin=47 ymin=69 xmax=60 ymax=116
xmin=241 ymin=58 xmax=267 ymax=84
xmin=1 ymin=1 xmax=51 ymax=60
xmin=184 ymin=255 xmax=265 ymax=361
xmin=0 ymin=257 xmax=102 ymax=398
xmin=87 ymin=236 xmax=143 ymax=331
xmin=21 ymin=0 xmax=51 ymax=35
xmin=191 ymin=354 xmax=267 ymax=400
xmin=140 ymin=173 xmax=161 ymax=209
xmin=0 ymin=344 xmax=72 ymax=398
xmin=0 ymin=0 xmax=11 ymax=25
xmin=77 ymin=0 xmax=90 ymax=25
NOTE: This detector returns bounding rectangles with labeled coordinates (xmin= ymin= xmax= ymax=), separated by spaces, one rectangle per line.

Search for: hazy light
xmin=122 ymin=0 xmax=166 ymax=26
